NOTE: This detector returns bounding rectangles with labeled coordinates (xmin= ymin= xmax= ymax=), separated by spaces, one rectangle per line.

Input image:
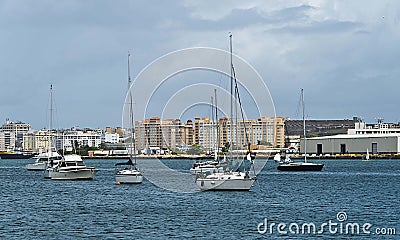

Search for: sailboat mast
xmin=48 ymin=84 xmax=53 ymax=159
xmin=302 ymin=88 xmax=307 ymax=163
xmin=127 ymin=52 xmax=136 ymax=165
xmin=229 ymin=34 xmax=233 ymax=159
xmin=210 ymin=95 xmax=214 ymax=156
xmin=214 ymin=89 xmax=219 ymax=161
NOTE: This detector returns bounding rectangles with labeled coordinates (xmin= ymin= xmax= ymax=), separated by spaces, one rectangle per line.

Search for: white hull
xmin=115 ymin=168 xmax=143 ymax=183
xmin=116 ymin=174 xmax=143 ymax=184
xmin=44 ymin=154 xmax=97 ymax=180
xmin=190 ymin=166 xmax=225 ymax=175
xmin=26 ymin=162 xmax=47 ymax=171
xmin=196 ymin=172 xmax=255 ymax=191
xmin=50 ymin=168 xmax=96 ymax=180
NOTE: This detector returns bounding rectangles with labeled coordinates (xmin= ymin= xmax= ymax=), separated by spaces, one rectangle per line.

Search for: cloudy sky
xmin=1 ymin=0 xmax=399 ymax=130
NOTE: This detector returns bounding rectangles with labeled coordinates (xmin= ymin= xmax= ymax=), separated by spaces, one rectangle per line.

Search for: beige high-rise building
xmin=132 ymin=116 xmax=285 ymax=152
xmin=183 ymin=120 xmax=194 ymax=146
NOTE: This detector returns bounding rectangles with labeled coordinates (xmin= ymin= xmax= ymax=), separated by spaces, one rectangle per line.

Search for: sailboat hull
xmin=116 ymin=169 xmax=143 ymax=184
xmin=50 ymin=169 xmax=96 ymax=180
xmin=26 ymin=162 xmax=47 ymax=171
xmin=196 ymin=172 xmax=255 ymax=191
xmin=190 ymin=166 xmax=225 ymax=175
xmin=277 ymin=162 xmax=324 ymax=171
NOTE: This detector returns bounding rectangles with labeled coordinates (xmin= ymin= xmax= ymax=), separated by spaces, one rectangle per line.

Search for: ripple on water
xmin=0 ymin=159 xmax=399 ymax=239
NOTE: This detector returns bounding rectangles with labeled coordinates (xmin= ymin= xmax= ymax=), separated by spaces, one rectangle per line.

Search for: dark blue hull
xmin=0 ymin=153 xmax=35 ymax=159
xmin=277 ymin=163 xmax=324 ymax=171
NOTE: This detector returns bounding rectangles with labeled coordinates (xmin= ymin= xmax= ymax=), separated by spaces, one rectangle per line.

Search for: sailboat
xmin=115 ymin=52 xmax=143 ymax=184
xmin=190 ymin=90 xmax=226 ymax=175
xmin=277 ymin=89 xmax=324 ymax=171
xmin=27 ymin=87 xmax=62 ymax=171
xmin=273 ymin=153 xmax=281 ymax=163
xmin=43 ymin=85 xmax=97 ymax=180
xmin=195 ymin=34 xmax=256 ymax=191
xmin=363 ymin=148 xmax=370 ymax=161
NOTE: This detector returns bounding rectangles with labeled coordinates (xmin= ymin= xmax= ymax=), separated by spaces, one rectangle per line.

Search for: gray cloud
xmin=1 ymin=0 xmax=399 ymax=129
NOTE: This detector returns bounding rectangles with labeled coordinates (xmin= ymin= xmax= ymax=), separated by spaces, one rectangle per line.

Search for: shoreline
xmin=3 ymin=153 xmax=400 ymax=160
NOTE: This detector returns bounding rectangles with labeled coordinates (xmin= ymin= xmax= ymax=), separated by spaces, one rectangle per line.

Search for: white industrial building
xmin=301 ymin=122 xmax=400 ymax=155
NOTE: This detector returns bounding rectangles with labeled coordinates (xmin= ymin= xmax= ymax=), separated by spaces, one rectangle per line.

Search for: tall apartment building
xmin=0 ymin=119 xmax=31 ymax=151
xmin=135 ymin=117 xmax=163 ymax=151
xmin=135 ymin=117 xmax=193 ymax=152
xmin=0 ymin=131 xmax=16 ymax=151
xmin=132 ymin=116 xmax=285 ymax=152
xmin=194 ymin=117 xmax=218 ymax=152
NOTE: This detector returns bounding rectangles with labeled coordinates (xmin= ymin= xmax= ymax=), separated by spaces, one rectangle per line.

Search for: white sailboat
xmin=43 ymin=84 xmax=97 ymax=180
xmin=363 ymin=148 xmax=370 ymax=161
xmin=277 ymin=89 xmax=324 ymax=171
xmin=273 ymin=153 xmax=281 ymax=163
xmin=196 ymin=34 xmax=256 ymax=191
xmin=190 ymin=90 xmax=226 ymax=175
xmin=115 ymin=52 xmax=143 ymax=184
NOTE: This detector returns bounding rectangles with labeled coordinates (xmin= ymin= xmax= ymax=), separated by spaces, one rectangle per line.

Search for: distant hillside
xmin=285 ymin=119 xmax=356 ymax=137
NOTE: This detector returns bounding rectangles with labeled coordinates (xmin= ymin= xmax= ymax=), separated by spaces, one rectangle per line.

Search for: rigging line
xmin=128 ymin=52 xmax=137 ymax=166
xmin=231 ymin=64 xmax=251 ymax=152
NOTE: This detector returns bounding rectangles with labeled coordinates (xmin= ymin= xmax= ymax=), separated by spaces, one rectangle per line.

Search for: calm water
xmin=0 ymin=158 xmax=399 ymax=239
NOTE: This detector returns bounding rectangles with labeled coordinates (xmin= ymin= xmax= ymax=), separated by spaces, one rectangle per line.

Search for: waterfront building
xmin=194 ymin=117 xmax=216 ymax=153
xmin=30 ymin=129 xmax=51 ymax=153
xmin=55 ymin=128 xmax=102 ymax=151
xmin=183 ymin=120 xmax=194 ymax=146
xmin=0 ymin=119 xmax=31 ymax=150
xmin=132 ymin=116 xmax=285 ymax=152
xmin=0 ymin=131 xmax=16 ymax=151
xmin=22 ymin=128 xmax=103 ymax=153
xmin=135 ymin=117 xmax=163 ymax=153
xmin=256 ymin=116 xmax=285 ymax=148
xmin=22 ymin=132 xmax=35 ymax=152
xmin=302 ymin=121 xmax=400 ymax=155
xmin=103 ymin=132 xmax=120 ymax=144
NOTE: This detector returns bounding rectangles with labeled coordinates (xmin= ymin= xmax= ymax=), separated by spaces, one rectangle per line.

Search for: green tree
xmin=221 ymin=142 xmax=230 ymax=153
xmin=187 ymin=144 xmax=204 ymax=155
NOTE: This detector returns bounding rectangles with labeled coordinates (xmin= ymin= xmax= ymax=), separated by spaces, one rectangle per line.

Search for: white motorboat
xmin=26 ymin=151 xmax=62 ymax=171
xmin=46 ymin=154 xmax=97 ymax=180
